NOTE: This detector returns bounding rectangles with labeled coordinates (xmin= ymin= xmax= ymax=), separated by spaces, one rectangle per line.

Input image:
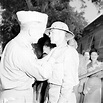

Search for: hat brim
xmin=46 ymin=27 xmax=75 ymax=40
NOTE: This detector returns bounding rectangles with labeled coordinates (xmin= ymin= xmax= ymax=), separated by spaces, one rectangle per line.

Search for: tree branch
xmin=25 ymin=0 xmax=34 ymax=10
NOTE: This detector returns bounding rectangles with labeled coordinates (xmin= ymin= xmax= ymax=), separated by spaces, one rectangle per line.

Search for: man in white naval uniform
xmin=46 ymin=21 xmax=79 ymax=103
xmin=0 ymin=11 xmax=55 ymax=103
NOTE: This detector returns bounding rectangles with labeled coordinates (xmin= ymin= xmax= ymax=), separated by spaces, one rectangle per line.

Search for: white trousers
xmin=0 ymin=88 xmax=33 ymax=103
xmin=48 ymin=84 xmax=76 ymax=103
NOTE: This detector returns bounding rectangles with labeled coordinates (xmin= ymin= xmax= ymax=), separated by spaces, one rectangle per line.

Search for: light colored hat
xmin=46 ymin=21 xmax=74 ymax=40
xmin=16 ymin=11 xmax=48 ymax=25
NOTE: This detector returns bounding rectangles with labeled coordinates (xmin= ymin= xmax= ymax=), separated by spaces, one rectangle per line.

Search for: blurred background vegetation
xmin=0 ymin=0 xmax=102 ymax=49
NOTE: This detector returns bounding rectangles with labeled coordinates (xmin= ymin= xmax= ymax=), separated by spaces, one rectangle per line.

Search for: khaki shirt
xmin=48 ymin=45 xmax=79 ymax=103
xmin=0 ymin=35 xmax=52 ymax=90
xmin=49 ymin=45 xmax=79 ymax=87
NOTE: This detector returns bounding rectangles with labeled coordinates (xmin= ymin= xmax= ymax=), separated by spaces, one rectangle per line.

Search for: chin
xmin=51 ymin=40 xmax=56 ymax=44
xmin=32 ymin=39 xmax=38 ymax=44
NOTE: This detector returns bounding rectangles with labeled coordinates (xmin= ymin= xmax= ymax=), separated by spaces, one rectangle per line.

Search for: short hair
xmin=89 ymin=48 xmax=99 ymax=55
xmin=82 ymin=49 xmax=90 ymax=55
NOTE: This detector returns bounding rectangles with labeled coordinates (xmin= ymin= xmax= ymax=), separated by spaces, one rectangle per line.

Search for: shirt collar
xmin=15 ymin=34 xmax=33 ymax=50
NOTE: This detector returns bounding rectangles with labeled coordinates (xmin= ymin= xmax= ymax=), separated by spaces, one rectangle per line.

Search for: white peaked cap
xmin=16 ymin=11 xmax=48 ymax=24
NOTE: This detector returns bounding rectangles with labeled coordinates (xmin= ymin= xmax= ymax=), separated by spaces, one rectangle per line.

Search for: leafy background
xmin=0 ymin=0 xmax=102 ymax=49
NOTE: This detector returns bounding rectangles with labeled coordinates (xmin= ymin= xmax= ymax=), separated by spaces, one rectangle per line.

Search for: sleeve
xmin=58 ymin=48 xmax=79 ymax=103
xmin=16 ymin=50 xmax=55 ymax=81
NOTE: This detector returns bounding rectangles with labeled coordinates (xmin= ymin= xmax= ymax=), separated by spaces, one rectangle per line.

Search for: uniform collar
xmin=15 ymin=34 xmax=33 ymax=50
xmin=56 ymin=43 xmax=68 ymax=49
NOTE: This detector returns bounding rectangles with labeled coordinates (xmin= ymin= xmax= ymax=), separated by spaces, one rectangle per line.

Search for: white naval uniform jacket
xmin=49 ymin=45 xmax=79 ymax=103
xmin=0 ymin=35 xmax=53 ymax=103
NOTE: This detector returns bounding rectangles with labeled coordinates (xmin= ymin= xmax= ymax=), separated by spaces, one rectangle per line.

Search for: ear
xmin=28 ymin=29 xmax=31 ymax=36
xmin=28 ymin=28 xmax=36 ymax=36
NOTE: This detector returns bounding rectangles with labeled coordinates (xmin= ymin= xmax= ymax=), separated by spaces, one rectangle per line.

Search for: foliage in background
xmin=0 ymin=0 xmax=102 ymax=48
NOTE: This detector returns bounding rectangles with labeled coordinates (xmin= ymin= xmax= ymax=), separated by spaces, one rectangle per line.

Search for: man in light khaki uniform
xmin=46 ymin=21 xmax=79 ymax=103
xmin=0 ymin=11 xmax=55 ymax=103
